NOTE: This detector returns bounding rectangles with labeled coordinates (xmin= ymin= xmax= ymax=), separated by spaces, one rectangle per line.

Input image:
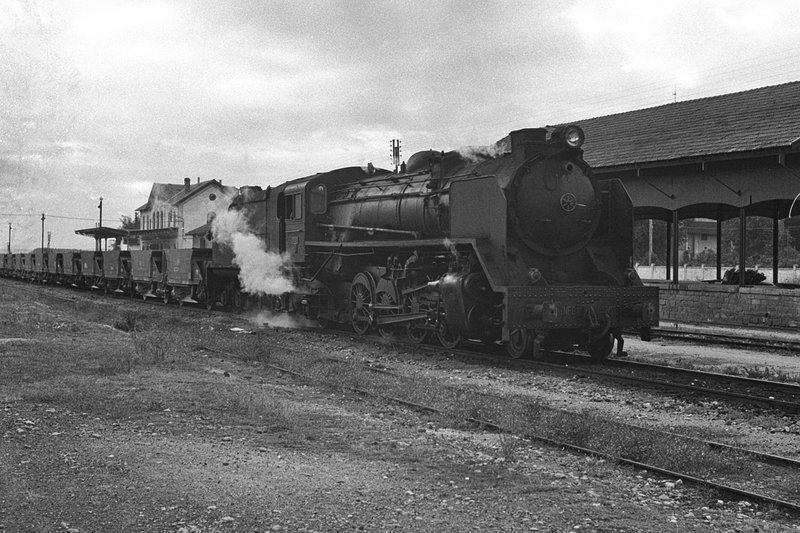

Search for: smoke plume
xmin=212 ymin=210 xmax=295 ymax=295
xmin=455 ymin=140 xmax=509 ymax=163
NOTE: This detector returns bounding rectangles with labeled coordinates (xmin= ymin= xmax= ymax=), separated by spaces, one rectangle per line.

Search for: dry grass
xmin=0 ymin=285 xmax=785 ymax=492
xmin=722 ymin=364 xmax=800 ymax=384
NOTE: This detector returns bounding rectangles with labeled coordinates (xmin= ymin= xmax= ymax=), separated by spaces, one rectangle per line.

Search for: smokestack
xmin=510 ymin=128 xmax=547 ymax=164
xmin=184 ymin=177 xmax=191 ymax=193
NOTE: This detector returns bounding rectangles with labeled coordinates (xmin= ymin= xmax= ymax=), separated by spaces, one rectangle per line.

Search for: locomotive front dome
xmin=507 ymin=129 xmax=600 ymax=256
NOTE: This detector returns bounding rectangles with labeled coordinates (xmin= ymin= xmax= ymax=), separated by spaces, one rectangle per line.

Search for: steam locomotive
xmin=205 ymin=125 xmax=658 ymax=359
xmin=0 ymin=125 xmax=658 ymax=359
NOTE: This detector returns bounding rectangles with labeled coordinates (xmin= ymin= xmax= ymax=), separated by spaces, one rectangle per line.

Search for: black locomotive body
xmin=207 ymin=125 xmax=658 ymax=359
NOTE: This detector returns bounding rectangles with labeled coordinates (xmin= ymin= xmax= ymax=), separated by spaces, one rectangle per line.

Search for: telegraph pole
xmin=98 ymin=197 xmax=103 ymax=251
xmin=41 ymin=213 xmax=45 ymax=251
xmin=7 ymin=223 xmax=11 ymax=254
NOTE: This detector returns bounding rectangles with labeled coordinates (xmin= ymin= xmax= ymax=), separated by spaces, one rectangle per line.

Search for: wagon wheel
xmin=349 ymin=272 xmax=375 ymax=335
xmin=436 ymin=321 xmax=462 ymax=350
xmin=232 ymin=290 xmax=244 ymax=313
xmin=375 ymin=290 xmax=399 ymax=338
xmin=404 ymin=295 xmax=428 ymax=344
xmin=587 ymin=332 xmax=614 ymax=360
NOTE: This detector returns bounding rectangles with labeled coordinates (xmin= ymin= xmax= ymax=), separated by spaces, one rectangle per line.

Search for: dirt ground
xmin=1 ymin=283 xmax=799 ymax=532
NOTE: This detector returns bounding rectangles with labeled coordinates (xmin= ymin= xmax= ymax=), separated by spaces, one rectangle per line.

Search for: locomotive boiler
xmin=208 ymin=125 xmax=658 ymax=359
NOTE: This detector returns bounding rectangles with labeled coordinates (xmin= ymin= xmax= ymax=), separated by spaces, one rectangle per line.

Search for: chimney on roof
xmin=184 ymin=177 xmax=190 ymax=193
xmin=197 ymin=177 xmax=200 ymax=184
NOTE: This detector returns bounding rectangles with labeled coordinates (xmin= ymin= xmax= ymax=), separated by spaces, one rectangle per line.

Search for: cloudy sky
xmin=3 ymin=0 xmax=800 ymax=249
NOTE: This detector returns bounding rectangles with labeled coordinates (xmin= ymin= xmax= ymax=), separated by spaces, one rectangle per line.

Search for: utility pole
xmin=41 ymin=213 xmax=45 ymax=251
xmin=7 ymin=223 xmax=11 ymax=254
xmin=98 ymin=197 xmax=103 ymax=252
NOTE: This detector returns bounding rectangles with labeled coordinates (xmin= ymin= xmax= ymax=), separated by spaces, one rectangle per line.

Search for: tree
xmin=119 ymin=214 xmax=139 ymax=230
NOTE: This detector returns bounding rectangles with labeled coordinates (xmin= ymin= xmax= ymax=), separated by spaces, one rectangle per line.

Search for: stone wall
xmin=647 ymin=281 xmax=800 ymax=328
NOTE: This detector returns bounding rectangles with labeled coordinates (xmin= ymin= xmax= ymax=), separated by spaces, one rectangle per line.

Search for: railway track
xmin=652 ymin=326 xmax=800 ymax=353
xmin=207 ymin=345 xmax=800 ymax=516
xmin=7 ymin=276 xmax=800 ymax=515
xmin=390 ymin=336 xmax=800 ymax=414
xmin=8 ymin=276 xmax=799 ymax=414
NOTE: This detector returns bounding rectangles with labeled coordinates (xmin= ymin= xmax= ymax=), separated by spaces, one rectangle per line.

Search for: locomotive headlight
xmin=563 ymin=125 xmax=585 ymax=148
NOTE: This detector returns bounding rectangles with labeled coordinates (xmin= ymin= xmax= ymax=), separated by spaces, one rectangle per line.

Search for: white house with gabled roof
xmin=132 ymin=177 xmax=237 ymax=250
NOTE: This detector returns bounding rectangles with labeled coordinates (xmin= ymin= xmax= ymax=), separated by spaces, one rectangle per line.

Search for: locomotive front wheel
xmin=349 ymin=272 xmax=375 ymax=335
xmin=436 ymin=322 xmax=462 ymax=350
xmin=588 ymin=332 xmax=614 ymax=360
xmin=506 ymin=328 xmax=531 ymax=359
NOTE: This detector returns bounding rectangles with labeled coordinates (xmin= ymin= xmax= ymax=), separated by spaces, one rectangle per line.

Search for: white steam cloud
xmin=212 ymin=210 xmax=295 ymax=295
xmin=455 ymin=141 xmax=509 ymax=163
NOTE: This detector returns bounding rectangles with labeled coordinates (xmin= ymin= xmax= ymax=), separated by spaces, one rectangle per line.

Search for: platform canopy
xmin=557 ymin=81 xmax=800 ymax=285
xmin=568 ymin=81 xmax=800 ymax=221
xmin=75 ymin=226 xmax=129 ymax=251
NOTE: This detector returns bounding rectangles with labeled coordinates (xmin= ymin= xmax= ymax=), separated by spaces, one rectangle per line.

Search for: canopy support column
xmin=671 ymin=210 xmax=680 ymax=284
xmin=738 ymin=207 xmax=747 ymax=288
xmin=666 ymin=217 xmax=672 ymax=281
xmin=716 ymin=218 xmax=722 ymax=281
xmin=773 ymin=208 xmax=780 ymax=285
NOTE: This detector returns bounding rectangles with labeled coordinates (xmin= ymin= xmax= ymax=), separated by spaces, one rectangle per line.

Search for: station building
xmin=131 ymin=178 xmax=237 ymax=250
xmin=570 ymin=81 xmax=800 ymax=327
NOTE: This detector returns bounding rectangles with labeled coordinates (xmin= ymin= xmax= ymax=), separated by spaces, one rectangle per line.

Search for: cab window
xmin=284 ymin=193 xmax=302 ymax=220
xmin=309 ymin=185 xmax=326 ymax=214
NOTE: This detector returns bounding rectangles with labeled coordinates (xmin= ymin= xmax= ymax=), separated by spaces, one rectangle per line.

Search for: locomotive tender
xmin=0 ymin=125 xmax=658 ymax=359
xmin=206 ymin=125 xmax=658 ymax=359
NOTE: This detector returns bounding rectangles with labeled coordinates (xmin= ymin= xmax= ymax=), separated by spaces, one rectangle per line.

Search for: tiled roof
xmin=135 ymin=180 xmax=236 ymax=211
xmin=567 ymin=81 xmax=800 ymax=169
xmin=135 ymin=183 xmax=184 ymax=212
xmin=170 ymin=180 xmax=233 ymax=205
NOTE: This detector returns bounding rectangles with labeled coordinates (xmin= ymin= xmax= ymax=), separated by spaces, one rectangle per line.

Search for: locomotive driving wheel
xmin=403 ymin=294 xmax=428 ymax=344
xmin=375 ymin=290 xmax=399 ymax=339
xmin=349 ymin=272 xmax=375 ymax=335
